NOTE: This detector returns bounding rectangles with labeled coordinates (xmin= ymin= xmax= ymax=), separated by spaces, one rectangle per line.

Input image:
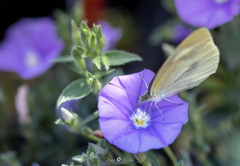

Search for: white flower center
xmin=25 ymin=50 xmax=40 ymax=67
xmin=215 ymin=0 xmax=228 ymax=4
xmin=130 ymin=108 xmax=151 ymax=129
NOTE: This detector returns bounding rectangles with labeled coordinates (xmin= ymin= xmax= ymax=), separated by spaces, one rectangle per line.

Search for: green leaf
xmin=94 ymin=24 xmax=105 ymax=50
xmin=86 ymin=72 xmax=102 ymax=92
xmin=149 ymin=18 xmax=181 ymax=45
xmin=71 ymin=1 xmax=84 ymax=23
xmin=145 ymin=151 xmax=160 ymax=166
xmin=72 ymin=155 xmax=85 ymax=163
xmin=79 ymin=111 xmax=99 ymax=127
xmin=72 ymin=46 xmax=86 ymax=70
xmin=92 ymin=78 xmax=102 ymax=92
xmin=80 ymin=21 xmax=91 ymax=49
xmin=89 ymin=143 xmax=107 ymax=156
xmin=101 ymin=54 xmax=109 ymax=70
xmin=101 ymin=68 xmax=124 ymax=86
xmin=105 ymin=50 xmax=142 ymax=66
xmin=0 ymin=151 xmax=21 ymax=166
xmin=90 ymin=33 xmax=97 ymax=49
xmin=57 ymin=79 xmax=91 ymax=108
xmin=52 ymin=56 xmax=73 ymax=63
xmin=71 ymin=20 xmax=81 ymax=45
xmin=161 ymin=0 xmax=176 ymax=14
xmin=86 ymin=72 xmax=94 ymax=86
xmin=64 ymin=63 xmax=84 ymax=75
xmin=175 ymin=160 xmax=184 ymax=166
xmin=92 ymin=55 xmax=101 ymax=69
xmin=94 ymin=69 xmax=115 ymax=78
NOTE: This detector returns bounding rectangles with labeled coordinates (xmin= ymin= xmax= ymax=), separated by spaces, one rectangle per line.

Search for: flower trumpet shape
xmin=98 ymin=69 xmax=188 ymax=153
xmin=0 ymin=17 xmax=64 ymax=79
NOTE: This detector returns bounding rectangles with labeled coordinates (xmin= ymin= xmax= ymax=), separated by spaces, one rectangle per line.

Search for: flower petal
xmin=99 ymin=117 xmax=132 ymax=143
xmin=151 ymin=94 xmax=189 ymax=124
xmin=99 ymin=69 xmax=155 ymax=118
xmin=150 ymin=122 xmax=184 ymax=146
xmin=174 ymin=0 xmax=240 ymax=29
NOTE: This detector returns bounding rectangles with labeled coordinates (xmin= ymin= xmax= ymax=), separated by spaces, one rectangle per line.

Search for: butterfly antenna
xmin=163 ymin=98 xmax=183 ymax=105
xmin=155 ymin=102 xmax=165 ymax=121
xmin=108 ymin=82 xmax=139 ymax=97
xmin=139 ymin=73 xmax=148 ymax=89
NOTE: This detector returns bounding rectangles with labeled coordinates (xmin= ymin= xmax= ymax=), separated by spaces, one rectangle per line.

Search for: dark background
xmin=0 ymin=0 xmax=172 ymax=73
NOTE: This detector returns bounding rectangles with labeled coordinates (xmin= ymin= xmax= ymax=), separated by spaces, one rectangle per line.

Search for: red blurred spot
xmin=83 ymin=0 xmax=107 ymax=27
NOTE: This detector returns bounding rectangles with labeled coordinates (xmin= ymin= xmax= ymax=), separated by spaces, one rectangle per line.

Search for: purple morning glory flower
xmin=98 ymin=69 xmax=188 ymax=153
xmin=0 ymin=17 xmax=64 ymax=79
xmin=173 ymin=24 xmax=192 ymax=42
xmin=99 ymin=20 xmax=122 ymax=52
xmin=174 ymin=0 xmax=240 ymax=29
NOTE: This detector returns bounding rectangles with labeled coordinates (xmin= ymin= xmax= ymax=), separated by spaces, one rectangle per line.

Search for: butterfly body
xmin=139 ymin=27 xmax=220 ymax=104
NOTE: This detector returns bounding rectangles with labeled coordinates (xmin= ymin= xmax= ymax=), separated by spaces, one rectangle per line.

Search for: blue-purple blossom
xmin=173 ymin=24 xmax=192 ymax=42
xmin=0 ymin=17 xmax=64 ymax=79
xmin=174 ymin=0 xmax=240 ymax=29
xmin=98 ymin=69 xmax=188 ymax=153
xmin=99 ymin=20 xmax=122 ymax=52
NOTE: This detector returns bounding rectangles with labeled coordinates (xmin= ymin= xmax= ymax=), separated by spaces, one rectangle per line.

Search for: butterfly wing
xmin=150 ymin=28 xmax=219 ymax=98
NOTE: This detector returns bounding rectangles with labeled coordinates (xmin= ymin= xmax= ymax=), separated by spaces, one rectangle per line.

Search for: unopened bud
xmin=61 ymin=107 xmax=74 ymax=122
xmin=93 ymin=130 xmax=105 ymax=139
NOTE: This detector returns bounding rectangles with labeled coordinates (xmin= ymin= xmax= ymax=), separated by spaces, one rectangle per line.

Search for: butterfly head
xmin=139 ymin=90 xmax=152 ymax=103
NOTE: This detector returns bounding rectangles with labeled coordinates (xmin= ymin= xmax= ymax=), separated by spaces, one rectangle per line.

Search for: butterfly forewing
xmin=149 ymin=28 xmax=219 ymax=99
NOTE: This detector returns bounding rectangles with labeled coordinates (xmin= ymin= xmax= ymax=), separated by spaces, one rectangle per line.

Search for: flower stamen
xmin=130 ymin=108 xmax=151 ymax=129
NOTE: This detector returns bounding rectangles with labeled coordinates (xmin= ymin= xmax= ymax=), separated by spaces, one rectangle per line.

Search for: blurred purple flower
xmin=0 ymin=17 xmax=64 ymax=79
xmin=99 ymin=20 xmax=122 ymax=52
xmin=98 ymin=69 xmax=188 ymax=153
xmin=173 ymin=24 xmax=192 ymax=42
xmin=174 ymin=0 xmax=240 ymax=29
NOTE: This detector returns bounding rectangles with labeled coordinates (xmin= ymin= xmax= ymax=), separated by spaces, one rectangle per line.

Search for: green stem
xmin=108 ymin=144 xmax=123 ymax=158
xmin=78 ymin=130 xmax=100 ymax=142
xmin=163 ymin=147 xmax=178 ymax=165
xmin=135 ymin=153 xmax=152 ymax=166
xmin=71 ymin=120 xmax=100 ymax=142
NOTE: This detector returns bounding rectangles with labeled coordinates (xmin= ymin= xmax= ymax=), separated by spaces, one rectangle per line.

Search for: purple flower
xmin=0 ymin=17 xmax=64 ymax=79
xmin=173 ymin=24 xmax=192 ymax=42
xmin=98 ymin=69 xmax=188 ymax=153
xmin=174 ymin=0 xmax=240 ymax=29
xmin=99 ymin=20 xmax=122 ymax=52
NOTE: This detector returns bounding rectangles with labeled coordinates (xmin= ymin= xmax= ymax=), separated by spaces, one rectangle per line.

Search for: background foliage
xmin=0 ymin=0 xmax=240 ymax=166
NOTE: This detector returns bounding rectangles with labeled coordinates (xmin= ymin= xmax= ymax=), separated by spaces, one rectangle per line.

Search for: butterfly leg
xmin=163 ymin=98 xmax=183 ymax=105
xmin=154 ymin=102 xmax=165 ymax=121
xmin=139 ymin=73 xmax=148 ymax=89
xmin=147 ymin=101 xmax=154 ymax=117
